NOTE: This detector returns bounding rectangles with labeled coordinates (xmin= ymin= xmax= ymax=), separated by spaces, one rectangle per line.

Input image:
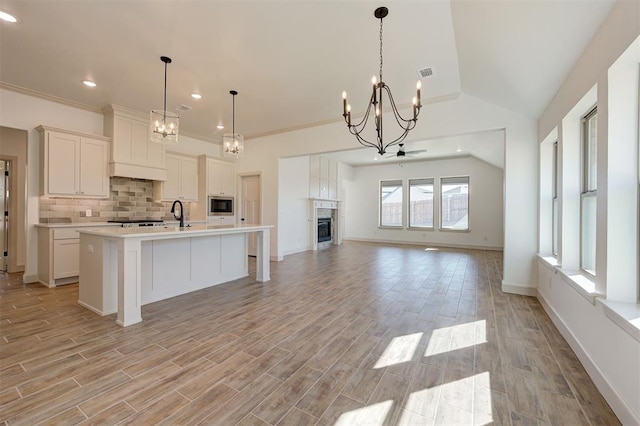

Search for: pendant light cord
xmin=232 ymin=93 xmax=235 ymax=136
xmin=162 ymin=60 xmax=167 ymax=121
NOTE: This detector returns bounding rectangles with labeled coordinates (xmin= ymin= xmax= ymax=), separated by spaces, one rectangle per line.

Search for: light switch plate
xmin=85 ymin=209 xmax=92 ymax=217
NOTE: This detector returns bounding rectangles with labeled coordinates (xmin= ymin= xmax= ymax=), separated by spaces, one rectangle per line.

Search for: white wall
xmin=536 ymin=1 xmax=640 ymax=423
xmin=236 ymin=93 xmax=537 ymax=292
xmin=278 ymin=156 xmax=312 ymax=256
xmin=0 ymin=88 xmax=219 ymax=282
xmin=344 ymin=156 xmax=503 ymax=249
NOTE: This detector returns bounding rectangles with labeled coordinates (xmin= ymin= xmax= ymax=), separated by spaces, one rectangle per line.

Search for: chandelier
xmin=222 ymin=90 xmax=244 ymax=159
xmin=342 ymin=7 xmax=422 ymax=156
xmin=150 ymin=56 xmax=179 ymax=144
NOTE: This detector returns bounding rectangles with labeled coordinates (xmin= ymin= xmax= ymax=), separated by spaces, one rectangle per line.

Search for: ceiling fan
xmin=385 ymin=143 xmax=427 ymax=159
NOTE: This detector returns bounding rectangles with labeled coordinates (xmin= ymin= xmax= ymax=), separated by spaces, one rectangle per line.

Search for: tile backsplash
xmin=39 ymin=177 xmax=191 ymax=223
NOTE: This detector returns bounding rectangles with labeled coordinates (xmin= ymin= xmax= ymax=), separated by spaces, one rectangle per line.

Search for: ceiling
xmin=0 ymin=0 xmax=617 ymax=161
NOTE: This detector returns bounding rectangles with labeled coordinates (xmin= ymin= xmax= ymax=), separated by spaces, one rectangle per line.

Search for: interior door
xmin=241 ymin=175 xmax=261 ymax=257
xmin=0 ymin=160 xmax=8 ymax=272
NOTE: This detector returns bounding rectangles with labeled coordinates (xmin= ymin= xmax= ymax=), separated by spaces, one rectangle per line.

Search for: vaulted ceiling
xmin=0 ymin=0 xmax=617 ymax=162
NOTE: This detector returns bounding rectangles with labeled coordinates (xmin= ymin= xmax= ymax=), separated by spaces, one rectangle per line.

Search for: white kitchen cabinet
xmin=37 ymin=224 xmax=120 ymax=287
xmin=53 ymin=238 xmax=79 ymax=279
xmin=103 ymin=104 xmax=167 ymax=181
xmin=208 ymin=215 xmax=236 ymax=225
xmin=154 ymin=153 xmax=198 ymax=201
xmin=207 ymin=158 xmax=235 ymax=196
xmin=38 ymin=126 xmax=110 ymax=198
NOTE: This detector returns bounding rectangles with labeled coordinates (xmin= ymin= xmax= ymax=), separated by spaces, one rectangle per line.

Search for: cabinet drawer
xmin=53 ymin=229 xmax=80 ymax=240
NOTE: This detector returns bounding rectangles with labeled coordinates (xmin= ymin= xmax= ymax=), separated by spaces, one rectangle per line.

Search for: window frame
xmin=439 ymin=176 xmax=470 ymax=232
xmin=552 ymin=141 xmax=559 ymax=257
xmin=379 ymin=179 xmax=404 ymax=228
xmin=580 ymin=106 xmax=597 ymax=276
xmin=408 ymin=177 xmax=435 ymax=230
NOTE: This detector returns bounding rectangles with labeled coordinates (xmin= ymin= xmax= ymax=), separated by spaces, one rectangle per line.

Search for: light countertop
xmin=78 ymin=223 xmax=273 ymax=239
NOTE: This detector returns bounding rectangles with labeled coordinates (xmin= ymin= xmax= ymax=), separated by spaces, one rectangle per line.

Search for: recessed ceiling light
xmin=216 ymin=124 xmax=224 ymax=130
xmin=373 ymin=157 xmax=378 ymax=161
xmin=456 ymin=147 xmax=463 ymax=153
xmin=0 ymin=11 xmax=18 ymax=23
xmin=82 ymin=80 xmax=97 ymax=88
xmin=191 ymin=93 xmax=202 ymax=100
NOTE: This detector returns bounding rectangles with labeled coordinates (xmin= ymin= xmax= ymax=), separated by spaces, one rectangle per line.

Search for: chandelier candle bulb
xmin=342 ymin=91 xmax=347 ymax=115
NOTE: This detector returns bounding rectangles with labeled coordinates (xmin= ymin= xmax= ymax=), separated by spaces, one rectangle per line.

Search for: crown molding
xmin=0 ymin=81 xmax=102 ymax=114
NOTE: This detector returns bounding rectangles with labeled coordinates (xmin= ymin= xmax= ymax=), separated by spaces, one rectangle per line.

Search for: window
xmin=408 ymin=178 xmax=434 ymax=228
xmin=380 ymin=180 xmax=403 ymax=227
xmin=552 ymin=142 xmax=559 ymax=256
xmin=440 ymin=177 xmax=469 ymax=231
xmin=581 ymin=107 xmax=597 ymax=275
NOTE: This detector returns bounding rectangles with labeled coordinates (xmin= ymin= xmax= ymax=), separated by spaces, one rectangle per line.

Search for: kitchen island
xmin=77 ymin=224 xmax=272 ymax=327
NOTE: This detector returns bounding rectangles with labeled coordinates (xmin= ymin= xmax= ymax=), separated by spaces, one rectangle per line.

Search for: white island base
xmin=77 ymin=224 xmax=272 ymax=327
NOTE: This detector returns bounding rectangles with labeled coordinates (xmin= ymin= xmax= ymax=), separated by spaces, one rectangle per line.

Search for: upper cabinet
xmin=207 ymin=158 xmax=236 ymax=196
xmin=103 ymin=105 xmax=167 ymax=181
xmin=153 ymin=153 xmax=198 ymax=201
xmin=309 ymin=155 xmax=338 ymax=200
xmin=37 ymin=126 xmax=110 ymax=198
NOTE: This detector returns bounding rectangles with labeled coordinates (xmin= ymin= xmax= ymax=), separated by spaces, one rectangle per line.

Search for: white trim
xmin=556 ymin=267 xmax=602 ymax=305
xmin=501 ymin=280 xmax=537 ymax=296
xmin=342 ymin=237 xmax=503 ymax=251
xmin=537 ymin=292 xmax=640 ymax=426
xmin=598 ymin=299 xmax=640 ymax=344
xmin=23 ymin=273 xmax=38 ymax=284
xmin=77 ymin=300 xmax=115 ymax=316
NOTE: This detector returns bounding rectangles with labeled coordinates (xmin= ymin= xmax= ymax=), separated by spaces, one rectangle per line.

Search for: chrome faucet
xmin=170 ymin=200 xmax=185 ymax=228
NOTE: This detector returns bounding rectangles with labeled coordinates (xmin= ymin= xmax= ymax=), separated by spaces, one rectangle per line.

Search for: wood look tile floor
xmin=0 ymin=242 xmax=619 ymax=425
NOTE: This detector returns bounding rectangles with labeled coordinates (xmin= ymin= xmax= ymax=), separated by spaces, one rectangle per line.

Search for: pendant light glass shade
xmin=150 ymin=56 xmax=179 ymax=144
xmin=222 ymin=132 xmax=244 ymax=159
xmin=150 ymin=110 xmax=179 ymax=144
xmin=222 ymin=90 xmax=244 ymax=158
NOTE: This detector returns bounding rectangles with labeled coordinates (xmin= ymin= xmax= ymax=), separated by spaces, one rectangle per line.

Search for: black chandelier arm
xmin=383 ymin=85 xmax=420 ymax=127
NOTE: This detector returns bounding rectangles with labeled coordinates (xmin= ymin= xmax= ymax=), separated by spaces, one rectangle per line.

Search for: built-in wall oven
xmin=208 ymin=196 xmax=234 ymax=216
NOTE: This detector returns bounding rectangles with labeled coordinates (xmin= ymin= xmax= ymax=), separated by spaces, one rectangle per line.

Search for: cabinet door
xmin=47 ymin=132 xmax=79 ymax=195
xmin=207 ymin=159 xmax=221 ymax=194
xmin=163 ymin=154 xmax=181 ymax=200
xmin=53 ymin=239 xmax=79 ymax=279
xmin=180 ymin=157 xmax=198 ymax=201
xmin=319 ymin=178 xmax=329 ymax=199
xmin=328 ymin=180 xmax=338 ymax=200
xmin=309 ymin=176 xmax=320 ymax=199
xmin=320 ymin=156 xmax=330 ymax=180
xmin=221 ymin=162 xmax=236 ymax=195
xmin=79 ymin=138 xmax=109 ymax=197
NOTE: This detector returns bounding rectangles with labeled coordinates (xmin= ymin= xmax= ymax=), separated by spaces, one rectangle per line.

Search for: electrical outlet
xmin=87 ymin=244 xmax=94 ymax=253
xmin=85 ymin=209 xmax=92 ymax=217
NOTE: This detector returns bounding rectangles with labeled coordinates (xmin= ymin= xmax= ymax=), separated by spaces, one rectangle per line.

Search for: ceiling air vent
xmin=176 ymin=104 xmax=192 ymax=112
xmin=418 ymin=67 xmax=434 ymax=78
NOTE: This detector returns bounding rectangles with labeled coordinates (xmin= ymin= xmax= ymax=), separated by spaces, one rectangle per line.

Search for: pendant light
xmin=222 ymin=90 xmax=244 ymax=159
xmin=341 ymin=7 xmax=422 ymax=156
xmin=150 ymin=56 xmax=179 ymax=144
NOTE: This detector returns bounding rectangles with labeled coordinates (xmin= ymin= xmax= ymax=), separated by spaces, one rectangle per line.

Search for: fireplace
xmin=317 ymin=218 xmax=332 ymax=243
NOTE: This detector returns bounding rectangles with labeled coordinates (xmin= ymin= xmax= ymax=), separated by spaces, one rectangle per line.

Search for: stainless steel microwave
xmin=208 ymin=196 xmax=234 ymax=216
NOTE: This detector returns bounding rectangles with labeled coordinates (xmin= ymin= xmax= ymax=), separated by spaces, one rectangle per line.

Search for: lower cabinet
xmin=208 ymin=215 xmax=236 ymax=225
xmin=37 ymin=225 xmax=118 ymax=287
xmin=38 ymin=227 xmax=80 ymax=287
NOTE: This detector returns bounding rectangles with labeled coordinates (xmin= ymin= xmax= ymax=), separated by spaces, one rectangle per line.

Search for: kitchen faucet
xmin=170 ymin=199 xmax=185 ymax=228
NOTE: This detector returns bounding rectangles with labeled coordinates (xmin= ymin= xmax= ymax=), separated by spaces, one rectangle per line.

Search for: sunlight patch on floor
xmin=334 ymin=399 xmax=394 ymax=426
xmin=374 ymin=332 xmax=423 ymax=369
xmin=424 ymin=320 xmax=486 ymax=357
xmin=400 ymin=372 xmax=493 ymax=425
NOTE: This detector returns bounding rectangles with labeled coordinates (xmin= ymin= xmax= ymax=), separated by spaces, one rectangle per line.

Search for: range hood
xmin=103 ymin=105 xmax=168 ymax=181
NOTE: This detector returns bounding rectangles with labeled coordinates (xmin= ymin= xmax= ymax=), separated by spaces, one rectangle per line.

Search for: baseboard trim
xmin=343 ymin=237 xmax=503 ymax=251
xmin=77 ymin=300 xmax=115 ymax=317
xmin=537 ymin=292 xmax=640 ymax=426
xmin=501 ymin=280 xmax=537 ymax=296
xmin=23 ymin=273 xmax=38 ymax=284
